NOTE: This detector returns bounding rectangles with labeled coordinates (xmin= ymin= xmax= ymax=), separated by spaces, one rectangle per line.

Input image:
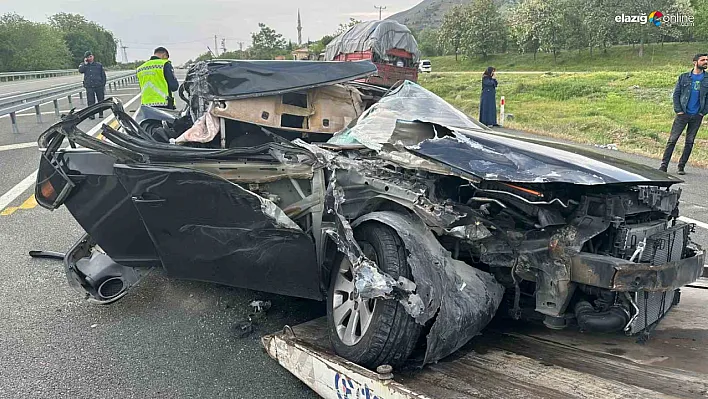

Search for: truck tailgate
xmin=263 ymin=285 xmax=708 ymax=398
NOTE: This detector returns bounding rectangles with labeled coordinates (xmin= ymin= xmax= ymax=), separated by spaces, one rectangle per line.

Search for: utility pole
xmin=221 ymin=38 xmax=227 ymax=55
xmin=214 ymin=35 xmax=219 ymax=56
xmin=374 ymin=5 xmax=387 ymax=20
xmin=117 ymin=39 xmax=129 ymax=63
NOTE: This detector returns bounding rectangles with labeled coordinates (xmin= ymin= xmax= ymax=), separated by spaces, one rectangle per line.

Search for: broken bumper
xmin=571 ymin=248 xmax=705 ymax=292
xmin=64 ymin=234 xmax=144 ymax=304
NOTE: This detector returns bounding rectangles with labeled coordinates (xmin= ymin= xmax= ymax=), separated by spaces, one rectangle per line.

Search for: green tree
xmin=439 ymin=5 xmax=468 ymax=61
xmin=217 ymin=50 xmax=249 ymax=60
xmin=49 ymin=13 xmax=117 ymax=66
xmin=335 ymin=18 xmax=362 ymax=36
xmin=0 ymin=13 xmax=71 ymax=72
xmin=616 ymin=0 xmax=673 ymax=56
xmin=416 ymin=28 xmax=441 ymax=57
xmin=250 ymin=23 xmax=287 ymax=60
xmin=462 ymin=0 xmax=507 ymax=59
xmin=694 ymin=0 xmax=708 ymax=40
xmin=583 ymin=0 xmax=619 ymax=55
xmin=508 ymin=0 xmax=565 ymax=62
xmin=508 ymin=1 xmax=541 ymax=59
xmin=561 ymin=0 xmax=589 ymax=53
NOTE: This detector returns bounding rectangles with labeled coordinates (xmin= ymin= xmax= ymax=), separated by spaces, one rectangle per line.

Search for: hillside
xmin=387 ymin=0 xmax=515 ymax=32
xmin=387 ymin=0 xmax=469 ymax=32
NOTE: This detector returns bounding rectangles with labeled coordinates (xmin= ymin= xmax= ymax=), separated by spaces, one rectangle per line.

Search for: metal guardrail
xmin=0 ymin=71 xmax=137 ymax=133
xmin=0 ymin=69 xmax=80 ymax=82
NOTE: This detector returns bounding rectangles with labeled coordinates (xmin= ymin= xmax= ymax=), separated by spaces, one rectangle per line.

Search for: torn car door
xmin=114 ymin=164 xmax=322 ymax=300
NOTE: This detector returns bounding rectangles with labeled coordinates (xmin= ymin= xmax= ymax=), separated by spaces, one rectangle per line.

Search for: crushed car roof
xmin=183 ymin=60 xmax=379 ymax=101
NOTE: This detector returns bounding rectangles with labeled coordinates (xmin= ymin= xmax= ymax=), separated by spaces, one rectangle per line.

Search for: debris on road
xmin=595 ymin=143 xmax=619 ymax=150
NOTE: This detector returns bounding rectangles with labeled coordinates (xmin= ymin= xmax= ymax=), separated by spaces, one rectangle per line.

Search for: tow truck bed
xmin=263 ymin=284 xmax=708 ymax=399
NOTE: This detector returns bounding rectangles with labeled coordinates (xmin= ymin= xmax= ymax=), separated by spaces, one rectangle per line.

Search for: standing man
xmin=78 ymin=51 xmax=107 ymax=119
xmin=660 ymin=53 xmax=708 ymax=175
xmin=136 ymin=47 xmax=179 ymax=109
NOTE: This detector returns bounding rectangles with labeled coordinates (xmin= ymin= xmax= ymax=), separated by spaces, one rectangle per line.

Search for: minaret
xmin=297 ymin=9 xmax=302 ymax=46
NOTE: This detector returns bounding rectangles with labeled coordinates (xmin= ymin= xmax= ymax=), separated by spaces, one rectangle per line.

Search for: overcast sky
xmin=6 ymin=0 xmax=422 ymax=64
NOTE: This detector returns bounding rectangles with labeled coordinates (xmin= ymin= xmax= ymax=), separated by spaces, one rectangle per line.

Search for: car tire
xmin=326 ymin=222 xmax=422 ymax=369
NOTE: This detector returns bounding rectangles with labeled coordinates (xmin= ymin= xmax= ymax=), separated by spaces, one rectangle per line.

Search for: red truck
xmin=325 ymin=20 xmax=420 ymax=88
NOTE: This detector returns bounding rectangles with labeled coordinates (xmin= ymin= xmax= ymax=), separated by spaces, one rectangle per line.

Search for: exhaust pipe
xmin=574 ymin=300 xmax=630 ymax=333
xmin=64 ymin=235 xmax=143 ymax=304
xmin=97 ymin=277 xmax=126 ymax=300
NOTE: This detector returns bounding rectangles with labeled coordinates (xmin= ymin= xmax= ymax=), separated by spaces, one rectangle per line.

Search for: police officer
xmin=78 ymin=51 xmax=107 ymax=119
xmin=136 ymin=47 xmax=179 ymax=109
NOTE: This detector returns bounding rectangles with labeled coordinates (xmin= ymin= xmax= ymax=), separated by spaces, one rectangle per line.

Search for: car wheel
xmin=326 ymin=222 xmax=422 ymax=369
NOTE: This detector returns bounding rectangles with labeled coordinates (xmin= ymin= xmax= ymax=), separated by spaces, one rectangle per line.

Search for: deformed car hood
xmin=184 ymin=60 xmax=378 ymax=101
xmin=408 ymin=129 xmax=683 ymax=185
xmin=328 ymin=81 xmax=682 ymax=186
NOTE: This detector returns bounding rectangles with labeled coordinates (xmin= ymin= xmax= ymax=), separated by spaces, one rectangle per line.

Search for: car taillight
xmin=40 ymin=180 xmax=56 ymax=202
xmin=35 ymin=154 xmax=75 ymax=210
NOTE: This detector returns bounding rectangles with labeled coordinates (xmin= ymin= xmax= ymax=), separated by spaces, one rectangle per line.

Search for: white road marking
xmin=0 ymin=92 xmax=141 ymax=212
xmin=0 ymin=142 xmax=36 ymax=152
xmin=0 ymin=172 xmax=37 ymax=214
xmin=679 ymin=216 xmax=708 ymax=231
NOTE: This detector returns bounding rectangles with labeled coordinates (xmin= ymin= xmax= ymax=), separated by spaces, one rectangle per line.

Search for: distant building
xmin=292 ymin=48 xmax=314 ymax=61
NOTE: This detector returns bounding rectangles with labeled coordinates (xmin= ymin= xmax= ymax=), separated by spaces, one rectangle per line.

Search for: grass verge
xmin=419 ymin=71 xmax=708 ymax=167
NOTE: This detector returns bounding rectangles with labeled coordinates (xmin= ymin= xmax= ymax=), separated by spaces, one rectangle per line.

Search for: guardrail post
xmin=79 ymin=91 xmax=85 ymax=105
xmin=34 ymin=105 xmax=42 ymax=124
xmin=53 ymin=99 xmax=60 ymax=118
xmin=10 ymin=112 xmax=19 ymax=133
xmin=67 ymin=94 xmax=73 ymax=108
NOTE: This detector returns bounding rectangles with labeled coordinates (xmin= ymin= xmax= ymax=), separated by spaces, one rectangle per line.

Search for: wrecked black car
xmin=35 ymin=60 xmax=705 ymax=369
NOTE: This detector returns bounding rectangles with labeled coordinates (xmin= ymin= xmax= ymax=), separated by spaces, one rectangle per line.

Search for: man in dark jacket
xmin=660 ymin=53 xmax=708 ymax=174
xmin=78 ymin=51 xmax=107 ymax=119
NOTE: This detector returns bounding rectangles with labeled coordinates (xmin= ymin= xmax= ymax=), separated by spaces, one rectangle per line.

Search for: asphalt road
xmin=0 ymin=71 xmax=129 ymax=98
xmin=0 ymin=72 xmax=322 ymax=399
xmin=0 ymin=74 xmax=707 ymax=398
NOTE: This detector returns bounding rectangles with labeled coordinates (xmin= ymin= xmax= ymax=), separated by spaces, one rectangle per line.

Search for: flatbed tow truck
xmin=263 ymin=279 xmax=708 ymax=399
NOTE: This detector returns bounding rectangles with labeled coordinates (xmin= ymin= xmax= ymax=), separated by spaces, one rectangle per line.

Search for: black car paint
xmin=61 ymin=151 xmax=160 ymax=268
xmin=114 ymin=164 xmax=321 ymax=300
xmin=408 ymin=128 xmax=683 ymax=185
xmin=187 ymin=59 xmax=379 ymax=101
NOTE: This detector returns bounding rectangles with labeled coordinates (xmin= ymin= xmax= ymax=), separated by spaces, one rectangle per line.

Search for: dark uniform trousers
xmin=86 ymin=87 xmax=106 ymax=118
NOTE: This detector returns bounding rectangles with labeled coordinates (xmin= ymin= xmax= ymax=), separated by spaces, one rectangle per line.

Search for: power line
xmin=123 ymin=38 xmax=213 ymax=46
xmin=374 ymin=5 xmax=387 ymax=20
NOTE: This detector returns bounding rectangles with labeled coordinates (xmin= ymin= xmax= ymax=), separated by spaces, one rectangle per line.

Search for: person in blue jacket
xmin=479 ymin=66 xmax=499 ymax=127
xmin=660 ymin=53 xmax=708 ymax=175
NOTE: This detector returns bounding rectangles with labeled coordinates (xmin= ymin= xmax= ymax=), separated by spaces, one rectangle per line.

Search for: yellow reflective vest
xmin=137 ymin=59 xmax=170 ymax=106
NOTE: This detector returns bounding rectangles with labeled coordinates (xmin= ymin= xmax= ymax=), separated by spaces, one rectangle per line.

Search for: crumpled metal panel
xmin=352 ymin=211 xmax=504 ymax=365
xmin=183 ymin=60 xmax=378 ymax=102
xmin=326 ymin=81 xmax=680 ymax=185
xmin=295 ymin=138 xmax=503 ymax=364
xmin=328 ymin=81 xmax=485 ymax=150
xmin=114 ymin=164 xmax=322 ymax=300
